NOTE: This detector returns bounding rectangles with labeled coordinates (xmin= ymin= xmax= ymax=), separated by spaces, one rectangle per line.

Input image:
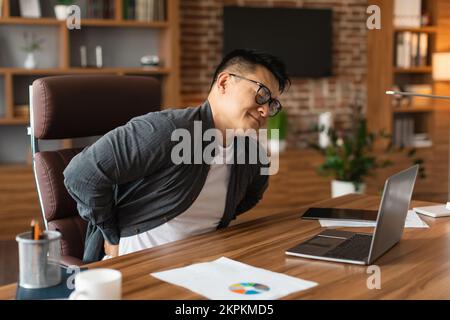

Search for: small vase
xmin=24 ymin=53 xmax=36 ymax=69
xmin=331 ymin=180 xmax=366 ymax=198
xmin=54 ymin=5 xmax=69 ymax=21
xmin=268 ymin=139 xmax=286 ymax=154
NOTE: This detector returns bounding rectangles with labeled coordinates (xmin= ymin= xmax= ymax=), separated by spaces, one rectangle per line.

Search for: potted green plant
xmin=310 ymin=101 xmax=425 ymax=197
xmin=267 ymin=109 xmax=288 ymax=154
xmin=21 ymin=32 xmax=44 ymax=69
xmin=54 ymin=0 xmax=73 ymax=20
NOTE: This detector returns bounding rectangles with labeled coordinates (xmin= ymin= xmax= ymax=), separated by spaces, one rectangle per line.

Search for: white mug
xmin=69 ymin=269 xmax=122 ymax=300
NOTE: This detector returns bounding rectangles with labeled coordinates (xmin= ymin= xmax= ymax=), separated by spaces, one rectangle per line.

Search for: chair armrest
xmin=60 ymin=255 xmax=84 ymax=267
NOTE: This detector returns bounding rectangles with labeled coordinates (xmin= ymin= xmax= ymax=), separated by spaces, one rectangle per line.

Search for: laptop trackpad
xmin=289 ymin=235 xmax=347 ymax=256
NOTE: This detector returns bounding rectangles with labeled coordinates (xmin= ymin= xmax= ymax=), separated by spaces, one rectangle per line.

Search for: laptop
xmin=286 ymin=165 xmax=419 ymax=265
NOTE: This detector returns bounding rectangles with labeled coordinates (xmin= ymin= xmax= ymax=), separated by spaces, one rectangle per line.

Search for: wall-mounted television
xmin=223 ymin=6 xmax=333 ymax=78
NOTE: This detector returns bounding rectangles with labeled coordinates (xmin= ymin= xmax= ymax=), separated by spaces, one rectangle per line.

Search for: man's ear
xmin=216 ymin=72 xmax=230 ymax=94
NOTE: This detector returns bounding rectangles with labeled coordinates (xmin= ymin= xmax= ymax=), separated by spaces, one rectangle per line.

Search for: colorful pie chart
xmin=229 ymin=282 xmax=270 ymax=295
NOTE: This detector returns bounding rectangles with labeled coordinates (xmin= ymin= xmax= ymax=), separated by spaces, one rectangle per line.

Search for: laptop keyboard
xmin=324 ymin=234 xmax=372 ymax=261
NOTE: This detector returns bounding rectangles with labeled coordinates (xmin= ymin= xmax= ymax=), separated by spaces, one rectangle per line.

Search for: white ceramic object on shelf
xmin=24 ymin=53 xmax=36 ymax=69
xmin=54 ymin=5 xmax=69 ymax=21
xmin=331 ymin=180 xmax=365 ymax=198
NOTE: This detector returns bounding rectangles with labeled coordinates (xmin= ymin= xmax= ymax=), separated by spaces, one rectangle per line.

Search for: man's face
xmin=217 ymin=66 xmax=281 ymax=131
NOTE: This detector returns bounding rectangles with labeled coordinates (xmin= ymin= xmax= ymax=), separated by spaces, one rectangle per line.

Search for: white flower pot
xmin=54 ymin=5 xmax=69 ymax=20
xmin=268 ymin=139 xmax=286 ymax=154
xmin=24 ymin=53 xmax=36 ymax=69
xmin=331 ymin=180 xmax=366 ymax=198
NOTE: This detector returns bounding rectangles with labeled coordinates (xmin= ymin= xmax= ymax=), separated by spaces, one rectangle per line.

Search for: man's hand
xmin=104 ymin=240 xmax=119 ymax=258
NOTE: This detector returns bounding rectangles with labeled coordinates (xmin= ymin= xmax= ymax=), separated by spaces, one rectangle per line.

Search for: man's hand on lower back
xmin=104 ymin=240 xmax=119 ymax=257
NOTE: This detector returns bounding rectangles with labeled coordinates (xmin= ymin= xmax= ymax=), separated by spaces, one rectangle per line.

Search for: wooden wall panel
xmin=367 ymin=0 xmax=394 ymax=134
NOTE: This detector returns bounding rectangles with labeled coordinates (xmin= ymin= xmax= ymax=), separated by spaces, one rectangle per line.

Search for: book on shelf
xmin=411 ymin=33 xmax=419 ymax=66
xmin=157 ymin=0 xmax=165 ymax=20
xmin=394 ymin=0 xmax=422 ymax=28
xmin=0 ymin=0 xmax=3 ymax=18
xmin=129 ymin=0 xmax=136 ymax=20
xmin=396 ymin=33 xmax=404 ymax=68
xmin=123 ymin=0 xmax=137 ymax=20
xmin=19 ymin=0 xmax=42 ymax=18
xmin=393 ymin=116 xmax=432 ymax=148
xmin=404 ymin=32 xmax=411 ymax=68
xmin=419 ymin=32 xmax=428 ymax=65
xmin=393 ymin=116 xmax=411 ymax=147
xmin=395 ymin=32 xmax=429 ymax=68
xmin=106 ymin=1 xmax=116 ymax=19
xmin=148 ymin=0 xmax=155 ymax=21
xmin=86 ymin=0 xmax=115 ymax=19
xmin=136 ymin=0 xmax=146 ymax=21
xmin=125 ymin=0 xmax=165 ymax=21
xmin=123 ymin=0 xmax=128 ymax=19
xmin=394 ymin=116 xmax=412 ymax=147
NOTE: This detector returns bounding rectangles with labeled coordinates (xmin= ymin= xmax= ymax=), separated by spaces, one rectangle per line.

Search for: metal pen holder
xmin=16 ymin=231 xmax=62 ymax=289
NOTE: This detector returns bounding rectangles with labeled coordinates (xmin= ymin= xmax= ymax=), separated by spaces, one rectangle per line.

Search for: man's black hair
xmin=210 ymin=49 xmax=290 ymax=94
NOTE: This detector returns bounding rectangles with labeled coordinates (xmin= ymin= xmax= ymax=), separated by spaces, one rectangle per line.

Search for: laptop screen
xmin=368 ymin=165 xmax=419 ymax=263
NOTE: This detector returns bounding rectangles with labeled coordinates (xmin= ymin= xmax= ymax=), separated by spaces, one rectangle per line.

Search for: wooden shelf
xmin=392 ymin=105 xmax=435 ymax=113
xmin=0 ymin=67 xmax=171 ymax=75
xmin=0 ymin=117 xmax=29 ymax=125
xmin=394 ymin=26 xmax=438 ymax=33
xmin=394 ymin=66 xmax=432 ymax=73
xmin=392 ymin=143 xmax=434 ymax=149
xmin=82 ymin=19 xmax=169 ymax=28
xmin=0 ymin=17 xmax=169 ymax=28
xmin=415 ymin=145 xmax=434 ymax=149
xmin=0 ymin=17 xmax=62 ymax=25
xmin=0 ymin=163 xmax=32 ymax=170
xmin=70 ymin=67 xmax=172 ymax=74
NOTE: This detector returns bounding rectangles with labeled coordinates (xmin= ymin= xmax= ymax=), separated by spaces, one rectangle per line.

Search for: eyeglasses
xmin=229 ymin=73 xmax=282 ymax=117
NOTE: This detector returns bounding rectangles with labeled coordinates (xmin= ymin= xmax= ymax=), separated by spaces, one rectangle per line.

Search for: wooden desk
xmin=1 ymin=194 xmax=449 ymax=300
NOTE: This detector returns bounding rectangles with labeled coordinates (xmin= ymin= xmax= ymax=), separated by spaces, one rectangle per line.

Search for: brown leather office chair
xmin=29 ymin=75 xmax=161 ymax=266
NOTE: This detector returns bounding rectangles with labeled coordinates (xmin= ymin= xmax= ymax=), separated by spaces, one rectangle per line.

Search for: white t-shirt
xmin=118 ymin=144 xmax=232 ymax=256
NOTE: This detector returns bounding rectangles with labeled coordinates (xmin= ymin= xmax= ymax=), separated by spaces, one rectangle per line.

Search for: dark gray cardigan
xmin=63 ymin=101 xmax=269 ymax=263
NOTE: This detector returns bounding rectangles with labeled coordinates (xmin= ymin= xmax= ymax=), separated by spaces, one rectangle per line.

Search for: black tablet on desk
xmin=301 ymin=207 xmax=378 ymax=222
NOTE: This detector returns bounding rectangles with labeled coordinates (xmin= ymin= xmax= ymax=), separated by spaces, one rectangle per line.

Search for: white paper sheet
xmin=319 ymin=210 xmax=429 ymax=228
xmin=151 ymin=257 xmax=318 ymax=300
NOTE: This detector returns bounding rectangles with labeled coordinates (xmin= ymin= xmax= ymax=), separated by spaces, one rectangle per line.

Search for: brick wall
xmin=179 ymin=0 xmax=368 ymax=148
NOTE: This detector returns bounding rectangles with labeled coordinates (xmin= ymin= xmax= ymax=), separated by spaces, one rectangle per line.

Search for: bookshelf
xmin=368 ymin=0 xmax=450 ymax=201
xmin=0 ymin=0 xmax=180 ymax=165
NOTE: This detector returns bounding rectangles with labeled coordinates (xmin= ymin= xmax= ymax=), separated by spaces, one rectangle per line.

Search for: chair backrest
xmin=31 ymin=75 xmax=162 ymax=264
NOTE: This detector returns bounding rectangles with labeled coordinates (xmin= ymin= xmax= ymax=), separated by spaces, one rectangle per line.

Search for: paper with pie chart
xmin=229 ymin=283 xmax=270 ymax=295
xmin=151 ymin=257 xmax=318 ymax=300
